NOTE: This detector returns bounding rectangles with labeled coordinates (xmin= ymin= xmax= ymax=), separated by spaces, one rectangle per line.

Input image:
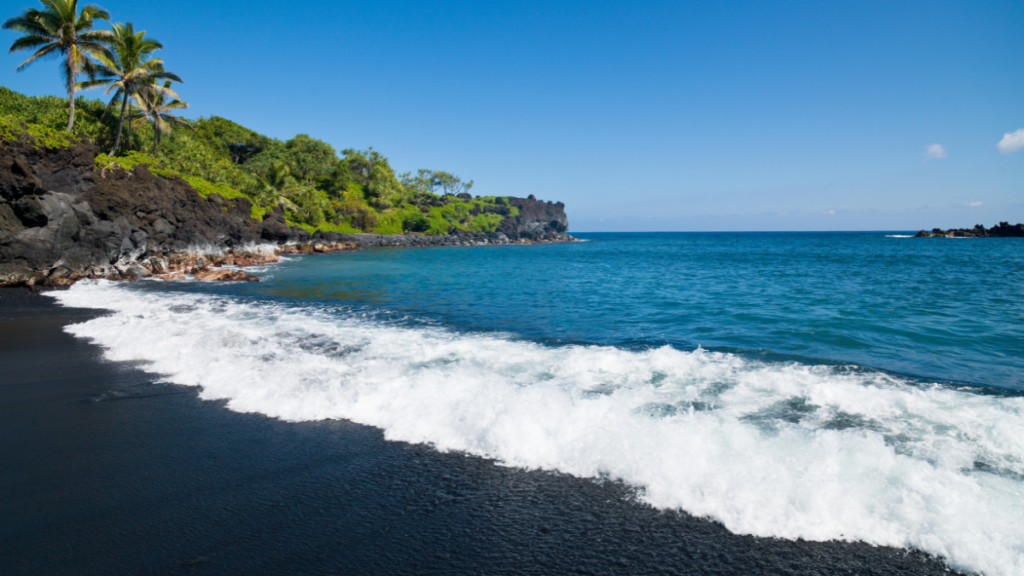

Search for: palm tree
xmin=2 ymin=0 xmax=113 ymax=132
xmin=78 ymin=22 xmax=181 ymax=154
xmin=256 ymin=161 xmax=304 ymax=209
xmin=130 ymin=80 xmax=192 ymax=155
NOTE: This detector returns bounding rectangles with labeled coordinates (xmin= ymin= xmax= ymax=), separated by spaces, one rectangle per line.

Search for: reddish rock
xmin=156 ymin=272 xmax=187 ymax=280
xmin=231 ymin=252 xmax=280 ymax=266
xmin=193 ymin=268 xmax=259 ymax=282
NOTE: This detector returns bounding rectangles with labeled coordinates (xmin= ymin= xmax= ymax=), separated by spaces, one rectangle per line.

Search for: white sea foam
xmin=50 ymin=281 xmax=1024 ymax=576
xmin=176 ymin=242 xmax=281 ymax=257
xmin=886 ymin=235 xmax=915 ymax=238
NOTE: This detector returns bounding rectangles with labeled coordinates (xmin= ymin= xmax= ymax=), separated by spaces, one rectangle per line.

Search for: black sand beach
xmin=1 ymin=287 xmax=960 ymax=576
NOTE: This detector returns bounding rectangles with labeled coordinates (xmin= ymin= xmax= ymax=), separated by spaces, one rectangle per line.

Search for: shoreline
xmin=0 ymin=286 xmax=962 ymax=576
xmin=9 ymin=233 xmax=580 ymax=288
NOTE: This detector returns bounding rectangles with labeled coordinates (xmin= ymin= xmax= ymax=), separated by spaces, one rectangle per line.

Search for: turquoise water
xmin=51 ymin=232 xmax=1024 ymax=575
xmin=225 ymin=232 xmax=1023 ymax=390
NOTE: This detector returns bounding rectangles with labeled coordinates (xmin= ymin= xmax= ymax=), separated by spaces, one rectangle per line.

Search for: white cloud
xmin=997 ymin=129 xmax=1024 ymax=154
xmin=966 ymin=202 xmax=983 ymax=207
xmin=823 ymin=209 xmax=836 ymax=215
xmin=923 ymin=144 xmax=947 ymax=160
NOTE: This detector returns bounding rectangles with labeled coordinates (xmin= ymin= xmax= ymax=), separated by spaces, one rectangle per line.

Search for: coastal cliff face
xmin=0 ymin=136 xmax=572 ymax=287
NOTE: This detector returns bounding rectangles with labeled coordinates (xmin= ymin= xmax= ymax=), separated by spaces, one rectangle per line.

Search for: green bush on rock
xmin=0 ymin=115 xmax=78 ymax=149
xmin=5 ymin=88 xmax=529 ymax=236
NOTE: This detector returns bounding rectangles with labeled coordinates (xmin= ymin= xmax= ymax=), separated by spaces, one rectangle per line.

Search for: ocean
xmin=31 ymin=232 xmax=1024 ymax=575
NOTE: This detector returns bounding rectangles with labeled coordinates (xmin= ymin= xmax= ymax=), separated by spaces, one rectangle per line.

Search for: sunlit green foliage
xmin=95 ymin=149 xmax=159 ymax=171
xmin=0 ymin=114 xmax=78 ymax=149
xmin=0 ymin=86 xmax=116 ymax=147
xmin=130 ymin=80 xmax=191 ymax=155
xmin=76 ymin=21 xmax=181 ymax=154
xmin=4 ymin=88 xmax=521 ymax=236
xmin=193 ymin=116 xmax=271 ymax=165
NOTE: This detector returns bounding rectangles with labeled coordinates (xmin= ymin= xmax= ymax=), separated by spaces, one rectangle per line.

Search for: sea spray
xmin=51 ymin=281 xmax=1024 ymax=576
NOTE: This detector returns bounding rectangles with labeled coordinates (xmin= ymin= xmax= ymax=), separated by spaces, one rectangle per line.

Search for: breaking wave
xmin=51 ymin=281 xmax=1024 ymax=576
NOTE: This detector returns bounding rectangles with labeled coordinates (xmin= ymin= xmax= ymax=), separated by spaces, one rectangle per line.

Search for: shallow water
xmin=48 ymin=232 xmax=1024 ymax=575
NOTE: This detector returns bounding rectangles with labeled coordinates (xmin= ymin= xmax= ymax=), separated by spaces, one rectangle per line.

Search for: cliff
xmin=0 ymin=135 xmax=573 ymax=287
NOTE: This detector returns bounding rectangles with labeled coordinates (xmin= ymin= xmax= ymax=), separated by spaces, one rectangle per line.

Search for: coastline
xmin=0 ymin=286 xmax=961 ymax=576
xmin=1 ymin=133 xmax=576 ymax=288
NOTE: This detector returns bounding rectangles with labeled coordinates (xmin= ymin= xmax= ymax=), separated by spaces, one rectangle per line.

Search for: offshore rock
xmin=915 ymin=223 xmax=1024 ymax=238
xmin=0 ymin=134 xmax=574 ymax=287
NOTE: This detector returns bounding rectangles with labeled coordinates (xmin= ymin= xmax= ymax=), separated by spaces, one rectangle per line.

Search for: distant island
xmin=915 ymin=223 xmax=1024 ymax=238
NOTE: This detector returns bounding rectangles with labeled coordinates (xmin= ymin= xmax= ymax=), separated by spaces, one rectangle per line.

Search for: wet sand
xmin=0 ymin=288 xmax=958 ymax=575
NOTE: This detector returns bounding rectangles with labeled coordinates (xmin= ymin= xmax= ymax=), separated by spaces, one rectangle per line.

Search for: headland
xmin=0 ymin=119 xmax=574 ymax=288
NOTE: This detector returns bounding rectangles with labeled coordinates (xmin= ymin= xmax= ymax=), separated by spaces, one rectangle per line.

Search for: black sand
xmin=0 ymin=288 xmax=959 ymax=576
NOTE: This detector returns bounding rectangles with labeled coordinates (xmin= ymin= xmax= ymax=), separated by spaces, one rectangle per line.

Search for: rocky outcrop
xmin=496 ymin=195 xmax=569 ymax=241
xmin=0 ymin=134 xmax=573 ymax=287
xmin=915 ymin=223 xmax=1024 ymax=238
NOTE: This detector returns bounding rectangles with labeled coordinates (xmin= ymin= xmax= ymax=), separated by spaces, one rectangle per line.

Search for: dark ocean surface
xmin=4 ymin=232 xmax=1023 ymax=575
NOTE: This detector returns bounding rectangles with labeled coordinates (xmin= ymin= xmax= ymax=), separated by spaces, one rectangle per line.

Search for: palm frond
xmin=2 ymin=14 xmax=54 ymax=36
xmin=134 ymin=58 xmax=165 ymax=74
xmin=8 ymin=35 xmax=54 ymax=52
xmin=75 ymin=76 xmax=110 ymax=91
xmin=135 ymin=37 xmax=164 ymax=53
xmin=78 ymin=4 xmax=111 ymax=24
xmin=85 ymin=48 xmax=118 ymax=72
xmin=165 ymin=116 xmax=195 ymax=131
xmin=39 ymin=0 xmax=66 ymax=18
xmin=142 ymin=81 xmax=181 ymax=101
xmin=151 ymin=70 xmax=183 ymax=83
xmin=15 ymin=42 xmax=59 ymax=71
xmin=162 ymin=100 xmax=189 ymax=112
xmin=101 ymin=78 xmax=126 ymax=95
xmin=78 ymin=29 xmax=114 ymax=42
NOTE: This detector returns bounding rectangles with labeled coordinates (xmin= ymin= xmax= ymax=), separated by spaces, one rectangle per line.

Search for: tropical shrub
xmin=3 ymin=89 xmax=527 ymax=236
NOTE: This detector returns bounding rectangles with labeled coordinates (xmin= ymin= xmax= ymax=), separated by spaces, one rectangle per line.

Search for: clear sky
xmin=2 ymin=0 xmax=1022 ymax=231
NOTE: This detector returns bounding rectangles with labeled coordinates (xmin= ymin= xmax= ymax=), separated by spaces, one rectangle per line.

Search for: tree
xmin=254 ymin=160 xmax=304 ymax=209
xmin=337 ymin=148 xmax=406 ymax=208
xmin=2 ymin=0 xmax=113 ymax=132
xmin=399 ymin=168 xmax=434 ymax=195
xmin=77 ymin=22 xmax=181 ymax=154
xmin=193 ymin=116 xmax=272 ymax=165
xmin=338 ymin=148 xmax=377 ymax=186
xmin=282 ymin=134 xmax=337 ymax=185
xmin=433 ymin=171 xmax=473 ymax=197
xmin=366 ymin=156 xmax=404 ymax=209
xmin=130 ymin=79 xmax=191 ymax=155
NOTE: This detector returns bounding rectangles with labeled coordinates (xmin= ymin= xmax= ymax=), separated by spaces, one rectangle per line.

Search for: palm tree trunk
xmin=66 ymin=89 xmax=76 ymax=133
xmin=153 ymin=127 xmax=159 ymax=155
xmin=110 ymin=92 xmax=128 ymax=155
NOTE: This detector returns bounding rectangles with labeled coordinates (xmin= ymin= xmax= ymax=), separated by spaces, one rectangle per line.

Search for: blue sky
xmin=2 ymin=0 xmax=1022 ymax=231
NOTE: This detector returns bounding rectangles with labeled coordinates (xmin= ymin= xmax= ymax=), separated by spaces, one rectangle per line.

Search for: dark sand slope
xmin=1 ymin=289 xmax=959 ymax=576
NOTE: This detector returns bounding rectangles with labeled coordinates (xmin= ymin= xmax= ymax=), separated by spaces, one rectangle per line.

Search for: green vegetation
xmin=0 ymin=114 xmax=78 ymax=149
xmin=131 ymin=80 xmax=190 ymax=155
xmin=76 ymin=21 xmax=182 ymax=155
xmin=3 ymin=86 xmax=516 ymax=234
xmin=2 ymin=1 xmax=520 ymax=235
